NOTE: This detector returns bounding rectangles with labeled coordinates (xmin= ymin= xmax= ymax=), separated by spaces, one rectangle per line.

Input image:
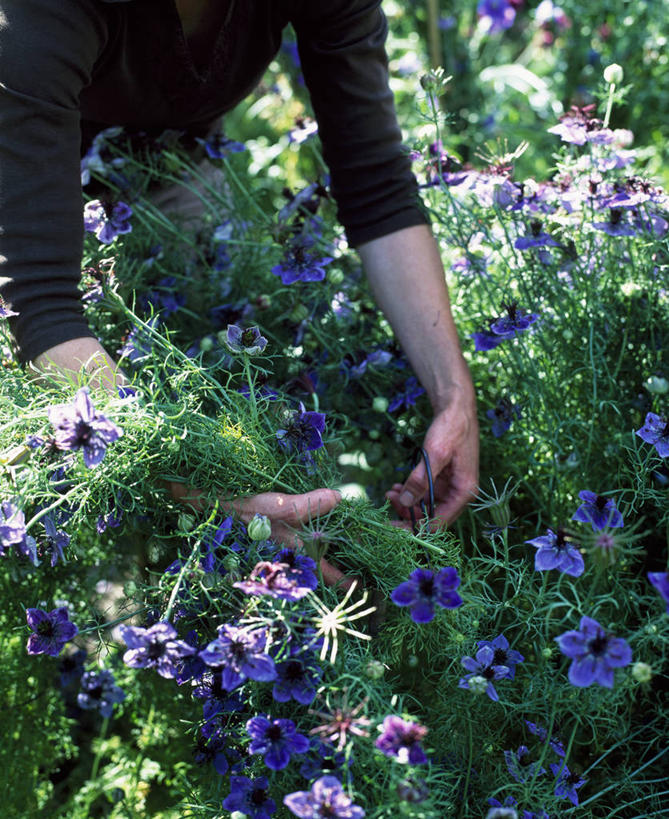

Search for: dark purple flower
xmin=284 ymin=776 xmax=365 ymax=818
xmin=117 ymin=317 xmax=160 ymax=363
xmin=477 ymin=0 xmax=516 ymax=33
xmin=486 ymin=397 xmax=521 ymax=437
xmin=472 ymin=302 xmax=539 ymax=351
xmin=223 ymin=775 xmax=276 ymax=818
xmin=48 ymin=387 xmax=123 ymax=468
xmin=41 ymin=514 xmax=70 ymax=566
xmin=526 ymin=528 xmax=585 ymax=577
xmin=571 ymin=490 xmax=623 ymax=531
xmin=0 ymin=500 xmax=38 ymax=565
xmin=246 ymin=715 xmax=309 ymax=770
xmin=514 ymin=220 xmax=560 ymax=250
xmin=58 ymin=648 xmax=87 ymax=687
xmin=475 ymin=635 xmax=524 ymax=679
xmin=636 ymin=413 xmax=669 ymax=458
xmin=0 ymin=298 xmax=18 ymax=318
xmin=299 ymin=738 xmax=350 ymax=783
xmin=388 ymin=376 xmax=426 ymax=413
xmin=391 ymin=566 xmax=462 ymax=623
xmin=77 ymin=669 xmax=125 ymax=717
xmin=504 ymin=745 xmax=546 ymax=783
xmin=524 ymin=720 xmax=566 ymax=757
xmin=276 ymin=404 xmax=326 ymax=453
xmin=198 ymin=133 xmax=246 ymax=159
xmin=458 ymin=645 xmax=510 ymax=701
xmin=234 ymin=559 xmax=313 ymax=601
xmin=550 ymin=762 xmax=586 ymax=806
xmin=648 ymin=572 xmax=669 ymax=612
xmin=375 ymin=715 xmax=428 ymax=764
xmin=119 ymin=621 xmax=196 ymax=679
xmin=26 ymin=607 xmax=79 ymax=657
xmin=272 ymin=651 xmax=322 ymax=705
xmin=199 ymin=624 xmax=276 ymax=690
xmin=224 ymin=324 xmax=268 ymax=355
xmin=83 ymin=199 xmax=132 ymax=244
xmin=193 ymin=720 xmax=235 ymax=776
xmin=271 ymin=244 xmax=333 ymax=285
xmin=555 ymin=615 xmax=632 ymax=687
xmin=592 ymin=208 xmax=636 ymax=236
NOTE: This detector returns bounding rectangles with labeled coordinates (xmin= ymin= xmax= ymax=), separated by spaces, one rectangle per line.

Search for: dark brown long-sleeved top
xmin=0 ymin=0 xmax=427 ymax=363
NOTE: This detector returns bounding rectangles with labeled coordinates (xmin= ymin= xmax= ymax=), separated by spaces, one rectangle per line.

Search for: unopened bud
xmin=328 ymin=269 xmax=345 ymax=286
xmin=541 ymin=646 xmax=553 ymax=659
xmin=631 ymin=661 xmax=652 ymax=683
xmin=177 ymin=513 xmax=197 ymax=532
xmin=603 ymin=63 xmax=623 ymax=85
xmin=256 ymin=293 xmax=272 ymax=309
xmin=289 ymin=304 xmax=309 ymax=323
xmin=467 ymin=675 xmax=489 ymax=695
xmin=247 ymin=513 xmax=272 ymax=541
xmin=645 ymin=375 xmax=669 ymax=395
xmin=364 ymin=660 xmax=386 ymax=680
xmin=199 ymin=336 xmax=215 ymax=352
xmin=372 ymin=396 xmax=389 ymax=413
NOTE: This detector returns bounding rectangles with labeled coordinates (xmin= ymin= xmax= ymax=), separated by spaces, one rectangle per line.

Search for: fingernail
xmin=399 ymin=491 xmax=415 ymax=507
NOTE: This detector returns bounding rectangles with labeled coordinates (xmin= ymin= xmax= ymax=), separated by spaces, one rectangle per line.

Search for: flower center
xmin=146 ymin=641 xmax=166 ymax=660
xmin=418 ymin=576 xmax=434 ymax=596
xmin=587 ymin=632 xmax=608 ymax=656
xmin=251 ymin=787 xmax=268 ymax=806
xmin=267 ymin=724 xmax=283 ymax=742
xmin=284 ymin=660 xmax=305 ymax=681
xmin=594 ymin=495 xmax=608 ymax=511
xmin=492 ymin=648 xmax=508 ymax=665
xmin=37 ymin=620 xmax=56 ymax=638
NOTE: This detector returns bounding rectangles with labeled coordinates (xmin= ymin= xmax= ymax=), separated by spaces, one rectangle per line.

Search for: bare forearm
xmin=357 ymin=224 xmax=471 ymax=409
xmin=31 ymin=337 xmax=125 ymax=392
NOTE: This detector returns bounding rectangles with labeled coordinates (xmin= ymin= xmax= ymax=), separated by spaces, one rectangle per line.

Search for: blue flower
xmin=246 ymin=715 xmax=309 ymax=770
xmin=375 ymin=715 xmax=428 ymax=764
xmin=486 ymin=397 xmax=521 ymax=437
xmin=504 ymin=745 xmax=546 ymax=783
xmin=199 ymin=625 xmax=276 ymax=690
xmin=198 ymin=133 xmax=246 ymax=160
xmin=648 ymin=571 xmax=669 ymax=613
xmin=48 ymin=387 xmax=123 ymax=468
xmin=41 ymin=514 xmax=70 ymax=566
xmin=272 ymin=650 xmax=322 ymax=705
xmin=636 ymin=413 xmax=669 ymax=458
xmin=0 ymin=500 xmax=38 ymax=565
xmin=276 ymin=404 xmax=326 ymax=453
xmin=391 ymin=567 xmax=463 ymax=623
xmin=458 ymin=645 xmax=510 ymax=701
xmin=271 ymin=244 xmax=333 ymax=285
xmin=475 ymin=634 xmax=524 ymax=679
xmin=77 ymin=669 xmax=125 ymax=718
xmin=284 ymin=776 xmax=365 ymax=818
xmin=26 ymin=607 xmax=79 ymax=657
xmin=83 ymin=199 xmax=132 ymax=244
xmin=571 ymin=490 xmax=623 ymax=531
xmin=555 ymin=615 xmax=632 ymax=687
xmin=550 ymin=762 xmax=586 ymax=806
xmin=223 ymin=776 xmax=276 ymax=818
xmin=477 ymin=0 xmax=516 ymax=33
xmin=119 ymin=622 xmax=196 ymax=678
xmin=526 ymin=528 xmax=585 ymax=577
xmin=472 ymin=302 xmax=538 ymax=351
xmin=224 ymin=324 xmax=268 ymax=355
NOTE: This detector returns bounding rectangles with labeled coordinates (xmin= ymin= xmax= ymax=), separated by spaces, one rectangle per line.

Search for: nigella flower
xmin=458 ymin=645 xmax=510 ymax=701
xmin=26 ymin=607 xmax=79 ymax=656
xmin=276 ymin=404 xmax=326 ymax=453
xmin=592 ymin=208 xmax=636 ymax=237
xmin=571 ymin=490 xmax=624 ymax=531
xmin=486 ymin=397 xmax=521 ymax=437
xmin=387 ymin=376 xmax=426 ymax=413
xmin=555 ymin=615 xmax=632 ymax=688
xmin=272 ymin=650 xmax=322 ymax=705
xmin=224 ymin=324 xmax=268 ymax=355
xmin=83 ymin=198 xmax=133 ymax=244
xmin=58 ymin=648 xmax=87 ymax=688
xmin=274 ymin=548 xmax=319 ymax=590
xmin=246 ymin=715 xmax=309 ymax=770
xmin=271 ymin=243 xmax=333 ymax=285
xmin=199 ymin=625 xmax=276 ymax=690
xmin=550 ymin=762 xmax=586 ymax=806
xmin=375 ymin=715 xmax=428 ymax=764
xmin=77 ymin=669 xmax=125 ymax=717
xmin=41 ymin=514 xmax=70 ymax=567
xmin=119 ymin=622 xmax=196 ymax=679
xmin=234 ymin=558 xmax=315 ymax=601
xmin=284 ymin=776 xmax=365 ymax=819
xmin=193 ymin=720 xmax=235 ymax=776
xmin=524 ymin=720 xmax=566 ymax=757
xmin=197 ymin=132 xmax=245 ymax=159
xmin=0 ymin=500 xmax=38 ymax=565
xmin=648 ymin=572 xmax=669 ymax=612
xmin=504 ymin=745 xmax=546 ymax=784
xmin=0 ymin=298 xmax=18 ymax=318
xmin=514 ymin=220 xmax=561 ymax=250
xmin=48 ymin=387 xmax=123 ymax=468
xmin=477 ymin=0 xmax=516 ymax=33
xmin=526 ymin=527 xmax=585 ymax=577
xmin=475 ymin=634 xmax=524 ymax=679
xmin=299 ymin=738 xmax=350 ymax=783
xmin=391 ymin=567 xmax=463 ymax=623
xmin=472 ymin=302 xmax=539 ymax=351
xmin=223 ymin=776 xmax=276 ymax=818
xmin=636 ymin=412 xmax=669 ymax=458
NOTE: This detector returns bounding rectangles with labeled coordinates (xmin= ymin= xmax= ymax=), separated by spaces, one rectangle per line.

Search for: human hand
xmin=385 ymin=383 xmax=479 ymax=530
xmin=168 ymin=482 xmax=354 ymax=590
xmin=31 ymin=337 xmax=126 ymax=393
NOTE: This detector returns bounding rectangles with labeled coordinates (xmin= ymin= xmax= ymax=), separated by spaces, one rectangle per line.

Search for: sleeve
xmin=292 ymin=0 xmax=429 ymax=248
xmin=0 ymin=0 xmax=106 ymax=364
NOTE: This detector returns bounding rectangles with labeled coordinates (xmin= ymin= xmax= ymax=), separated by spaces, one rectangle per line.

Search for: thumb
xmin=398 ymin=459 xmax=427 ymax=508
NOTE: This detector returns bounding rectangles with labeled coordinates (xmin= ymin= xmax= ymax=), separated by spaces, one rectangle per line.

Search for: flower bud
xmin=631 ymin=661 xmax=652 ymax=683
xmin=372 ymin=396 xmax=389 ymax=413
xmin=328 ymin=269 xmax=345 ymax=286
xmin=177 ymin=513 xmax=197 ymax=532
xmin=645 ymin=375 xmax=669 ymax=395
xmin=467 ymin=675 xmax=489 ymax=695
xmin=406 ymin=654 xmax=419 ymax=668
xmin=199 ymin=335 xmax=215 ymax=352
xmin=247 ymin=513 xmax=272 ymax=541
xmin=289 ymin=304 xmax=309 ymax=323
xmin=541 ymin=646 xmax=553 ymax=659
xmin=364 ymin=659 xmax=386 ymax=680
xmin=603 ymin=63 xmax=623 ymax=84
xmin=256 ymin=293 xmax=272 ymax=309
xmin=222 ymin=554 xmax=241 ymax=574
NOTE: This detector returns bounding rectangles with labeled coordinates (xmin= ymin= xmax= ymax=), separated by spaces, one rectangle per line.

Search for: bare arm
xmin=31 ymin=337 xmax=125 ymax=392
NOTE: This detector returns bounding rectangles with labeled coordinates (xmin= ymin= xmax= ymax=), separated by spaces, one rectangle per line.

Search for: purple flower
xmin=458 ymin=645 xmax=510 ymax=701
xmin=555 ymin=615 xmax=632 ymax=687
xmin=592 ymin=208 xmax=636 ymax=237
xmin=58 ymin=648 xmax=87 ymax=688
xmin=388 ymin=376 xmax=426 ymax=413
xmin=504 ymin=745 xmax=546 ymax=783
xmin=284 ymin=776 xmax=365 ymax=818
xmin=223 ymin=776 xmax=276 ymax=818
xmin=199 ymin=625 xmax=276 ymax=690
xmin=119 ymin=621 xmax=196 ymax=679
xmin=197 ymin=133 xmax=246 ymax=159
xmin=0 ymin=500 xmax=38 ymax=565
xmin=224 ymin=324 xmax=268 ymax=355
xmin=486 ymin=397 xmax=521 ymax=437
xmin=234 ymin=556 xmax=316 ymax=601
xmin=272 ymin=244 xmax=333 ymax=285
xmin=276 ymin=404 xmax=326 ymax=453
xmin=514 ymin=221 xmax=560 ymax=250
xmin=48 ymin=387 xmax=123 ymax=468
xmin=246 ymin=715 xmax=309 ymax=770
xmin=647 ymin=572 xmax=669 ymax=613
xmin=548 ymin=118 xmax=588 ymax=145
xmin=299 ymin=738 xmax=350 ymax=783
xmin=0 ymin=298 xmax=18 ymax=318
xmin=636 ymin=413 xmax=669 ymax=458
xmin=477 ymin=0 xmax=516 ymax=33
xmin=571 ymin=490 xmax=624 ymax=531
xmin=375 ymin=715 xmax=428 ymax=764
xmin=475 ymin=634 xmax=524 ymax=679
xmin=83 ymin=199 xmax=132 ymax=244
xmin=550 ymin=762 xmax=586 ymax=806
xmin=525 ymin=720 xmax=566 ymax=757
xmin=272 ymin=651 xmax=322 ymax=705
xmin=472 ymin=302 xmax=539 ymax=351
xmin=193 ymin=720 xmax=236 ymax=776
xmin=526 ymin=528 xmax=585 ymax=577
xmin=26 ymin=607 xmax=79 ymax=656
xmin=391 ymin=567 xmax=463 ymax=623
xmin=41 ymin=514 xmax=70 ymax=566
xmin=77 ymin=669 xmax=125 ymax=718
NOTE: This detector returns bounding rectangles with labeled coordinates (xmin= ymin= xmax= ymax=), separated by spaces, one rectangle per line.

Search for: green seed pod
xmin=603 ymin=63 xmax=624 ymax=85
xmin=247 ymin=513 xmax=272 ymax=541
xmin=178 ymin=513 xmax=197 ymax=532
xmin=467 ymin=675 xmax=488 ymax=695
xmin=289 ymin=304 xmax=309 ymax=323
xmin=372 ymin=396 xmax=389 ymax=413
xmin=328 ymin=269 xmax=345 ymax=286
xmin=645 ymin=375 xmax=669 ymax=395
xmin=199 ymin=336 xmax=215 ymax=352
xmin=631 ymin=661 xmax=652 ymax=683
xmin=364 ymin=659 xmax=386 ymax=680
